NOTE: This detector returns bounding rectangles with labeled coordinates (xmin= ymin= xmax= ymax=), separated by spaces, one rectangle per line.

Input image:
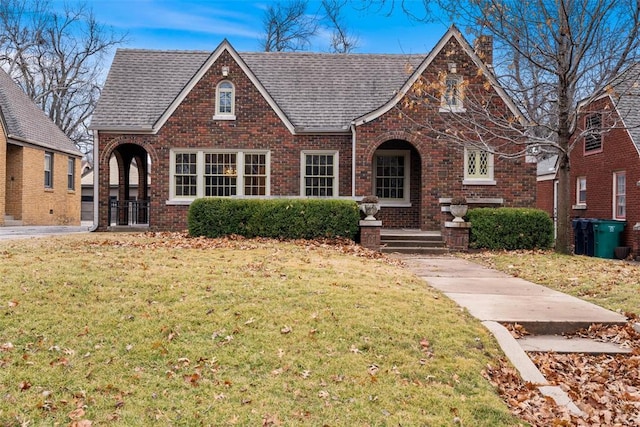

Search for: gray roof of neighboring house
xmin=0 ymin=69 xmax=81 ymax=156
xmin=90 ymin=48 xmax=425 ymax=131
xmin=536 ymin=154 xmax=558 ymax=177
xmin=611 ymin=63 xmax=640 ymax=153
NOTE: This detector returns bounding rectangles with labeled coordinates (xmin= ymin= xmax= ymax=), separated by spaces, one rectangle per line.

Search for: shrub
xmin=467 ymin=207 xmax=554 ymax=250
xmin=188 ymin=198 xmax=360 ymax=240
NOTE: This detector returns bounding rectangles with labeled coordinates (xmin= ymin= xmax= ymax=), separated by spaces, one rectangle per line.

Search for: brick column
xmin=359 ymin=220 xmax=382 ymax=251
xmin=443 ymin=221 xmax=471 ymax=252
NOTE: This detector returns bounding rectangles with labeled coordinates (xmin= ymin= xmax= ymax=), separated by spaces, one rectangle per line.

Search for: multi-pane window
xmin=205 ymin=153 xmax=237 ymax=196
xmin=67 ymin=157 xmax=75 ymax=190
xmin=303 ymin=152 xmax=336 ymax=197
xmin=614 ymin=172 xmax=626 ymax=219
xmin=171 ymin=150 xmax=269 ymax=199
xmin=244 ymin=153 xmax=267 ymax=196
xmin=216 ymin=81 xmax=234 ymax=117
xmin=174 ymin=153 xmax=197 ymax=197
xmin=585 ymin=114 xmax=602 ymax=152
xmin=576 ymin=177 xmax=586 ymax=205
xmin=465 ymin=148 xmax=493 ymax=180
xmin=375 ymin=152 xmax=407 ymax=201
xmin=44 ymin=151 xmax=53 ymax=188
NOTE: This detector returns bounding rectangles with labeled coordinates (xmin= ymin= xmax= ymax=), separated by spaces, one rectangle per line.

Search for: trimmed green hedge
xmin=467 ymin=207 xmax=554 ymax=250
xmin=187 ymin=198 xmax=360 ymax=240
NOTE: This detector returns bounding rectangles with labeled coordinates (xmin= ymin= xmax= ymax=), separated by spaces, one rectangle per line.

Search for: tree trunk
xmin=555 ymin=152 xmax=571 ymax=254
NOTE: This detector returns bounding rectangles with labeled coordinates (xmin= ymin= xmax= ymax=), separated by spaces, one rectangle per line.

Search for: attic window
xmin=440 ymin=74 xmax=465 ymax=112
xmin=214 ymin=81 xmax=235 ymax=120
xmin=584 ymin=114 xmax=602 ymax=153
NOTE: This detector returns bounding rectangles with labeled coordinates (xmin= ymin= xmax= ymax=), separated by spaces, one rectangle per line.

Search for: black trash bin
xmin=572 ymin=219 xmax=584 ymax=255
xmin=573 ymin=218 xmax=596 ymax=256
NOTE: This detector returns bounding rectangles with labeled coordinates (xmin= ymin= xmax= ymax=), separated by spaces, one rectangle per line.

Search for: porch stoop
xmin=3 ymin=215 xmax=23 ymax=227
xmin=380 ymin=229 xmax=447 ymax=255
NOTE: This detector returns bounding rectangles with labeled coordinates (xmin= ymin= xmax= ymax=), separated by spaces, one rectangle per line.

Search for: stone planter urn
xmin=360 ymin=195 xmax=380 ymax=221
xmin=450 ymin=196 xmax=468 ymax=223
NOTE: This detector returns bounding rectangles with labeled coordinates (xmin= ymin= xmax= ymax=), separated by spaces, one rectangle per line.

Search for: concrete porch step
xmin=381 ymin=229 xmax=446 ymax=255
xmin=517 ymin=335 xmax=632 ymax=354
xmin=3 ymin=215 xmax=23 ymax=227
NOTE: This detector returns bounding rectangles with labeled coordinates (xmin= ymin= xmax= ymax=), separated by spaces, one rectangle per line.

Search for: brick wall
xmin=536 ymin=179 xmax=555 ymax=218
xmin=5 ymin=144 xmax=23 ymax=219
xmin=570 ymin=97 xmax=640 ymax=254
xmin=10 ymin=146 xmax=81 ymax=226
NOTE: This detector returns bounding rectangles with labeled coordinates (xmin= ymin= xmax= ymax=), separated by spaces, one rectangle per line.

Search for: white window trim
xmin=613 ymin=171 xmax=626 ymax=220
xmin=575 ymin=176 xmax=586 ymax=207
xmin=463 ymin=147 xmax=496 ymax=185
xmin=300 ymin=150 xmax=339 ymax=197
xmin=168 ymin=149 xmax=270 ymax=202
xmin=44 ymin=151 xmax=53 ymax=189
xmin=439 ymin=74 xmax=466 ymax=113
xmin=213 ymin=80 xmax=236 ymax=120
xmin=374 ymin=149 xmax=411 ymax=206
xmin=67 ymin=157 xmax=75 ymax=191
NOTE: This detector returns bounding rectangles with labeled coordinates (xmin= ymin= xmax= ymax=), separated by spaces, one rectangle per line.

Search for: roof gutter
xmin=293 ymin=126 xmax=351 ymax=135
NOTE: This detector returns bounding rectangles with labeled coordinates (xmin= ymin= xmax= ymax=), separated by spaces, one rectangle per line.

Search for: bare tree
xmin=0 ymin=0 xmax=126 ymax=159
xmin=260 ymin=0 xmax=319 ymax=52
xmin=322 ymin=0 xmax=358 ymax=53
xmin=374 ymin=0 xmax=640 ymax=253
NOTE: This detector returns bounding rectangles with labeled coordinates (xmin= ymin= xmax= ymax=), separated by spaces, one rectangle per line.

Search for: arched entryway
xmin=372 ymin=139 xmax=422 ymax=229
xmin=107 ymin=143 xmax=150 ymax=228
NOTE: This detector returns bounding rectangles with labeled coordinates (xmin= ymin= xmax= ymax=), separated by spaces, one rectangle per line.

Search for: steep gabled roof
xmin=90 ymin=44 xmax=424 ymax=133
xmin=611 ymin=63 xmax=640 ymax=154
xmin=0 ymin=69 xmax=81 ymax=156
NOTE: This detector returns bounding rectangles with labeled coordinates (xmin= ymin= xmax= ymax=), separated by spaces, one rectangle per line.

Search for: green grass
xmin=462 ymin=250 xmax=640 ymax=315
xmin=0 ymin=234 xmax=521 ymax=426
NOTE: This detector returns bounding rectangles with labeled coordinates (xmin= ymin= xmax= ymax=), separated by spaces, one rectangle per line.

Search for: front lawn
xmin=0 ymin=233 xmax=519 ymax=426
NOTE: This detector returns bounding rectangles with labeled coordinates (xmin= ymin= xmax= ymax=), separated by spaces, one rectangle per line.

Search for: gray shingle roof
xmin=0 ymin=69 xmax=80 ymax=156
xmin=611 ymin=63 xmax=640 ymax=153
xmin=90 ymin=47 xmax=425 ymax=132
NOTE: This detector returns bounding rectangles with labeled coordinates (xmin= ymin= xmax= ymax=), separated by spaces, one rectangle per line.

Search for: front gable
xmin=154 ymin=40 xmax=295 ymax=134
xmin=354 ymin=25 xmax=522 ymax=126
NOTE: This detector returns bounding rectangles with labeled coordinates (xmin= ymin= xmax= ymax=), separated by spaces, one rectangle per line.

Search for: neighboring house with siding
xmin=0 ymin=69 xmax=82 ymax=226
xmin=569 ymin=63 xmax=640 ymax=256
xmin=90 ymin=26 xmax=536 ymax=232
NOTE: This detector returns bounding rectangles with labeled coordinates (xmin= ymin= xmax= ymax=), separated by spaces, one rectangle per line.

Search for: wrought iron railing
xmin=109 ymin=200 xmax=149 ymax=226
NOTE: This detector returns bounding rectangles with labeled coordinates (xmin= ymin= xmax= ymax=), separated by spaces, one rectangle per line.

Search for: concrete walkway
xmin=397 ymin=254 xmax=631 ymax=416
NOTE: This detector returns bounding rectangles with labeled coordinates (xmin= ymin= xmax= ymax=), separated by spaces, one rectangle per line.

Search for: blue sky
xmin=75 ymin=0 xmax=449 ymax=54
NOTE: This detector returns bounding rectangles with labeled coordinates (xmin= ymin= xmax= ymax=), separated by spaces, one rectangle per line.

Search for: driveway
xmin=0 ymin=222 xmax=93 ymax=240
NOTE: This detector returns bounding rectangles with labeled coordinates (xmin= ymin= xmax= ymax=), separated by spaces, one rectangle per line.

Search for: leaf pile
xmin=486 ymin=322 xmax=640 ymax=426
xmin=93 ymin=231 xmax=404 ymax=266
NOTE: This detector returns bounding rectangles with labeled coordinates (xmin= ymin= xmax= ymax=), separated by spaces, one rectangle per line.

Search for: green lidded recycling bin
xmin=592 ymin=220 xmax=626 ymax=259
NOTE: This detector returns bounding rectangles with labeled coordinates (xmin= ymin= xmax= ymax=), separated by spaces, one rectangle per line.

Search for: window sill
xmin=166 ymin=199 xmax=194 ymax=205
xmin=212 ymin=114 xmax=236 ymax=121
xmin=439 ymin=107 xmax=466 ymax=113
xmin=462 ymin=179 xmax=496 ymax=186
xmin=572 ymin=204 xmax=587 ymax=210
xmin=45 ymin=188 xmax=54 ymax=192
xmin=379 ymin=201 xmax=412 ymax=208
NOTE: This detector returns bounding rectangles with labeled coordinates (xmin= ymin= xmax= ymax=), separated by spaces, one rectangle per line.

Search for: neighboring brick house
xmin=569 ymin=63 xmax=640 ymax=256
xmin=0 ymin=69 xmax=82 ymax=226
xmin=90 ymin=26 xmax=536 ymax=232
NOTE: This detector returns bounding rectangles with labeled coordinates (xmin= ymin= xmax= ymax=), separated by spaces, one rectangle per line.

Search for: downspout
xmin=89 ymin=130 xmax=99 ymax=232
xmin=351 ymin=122 xmax=356 ymax=198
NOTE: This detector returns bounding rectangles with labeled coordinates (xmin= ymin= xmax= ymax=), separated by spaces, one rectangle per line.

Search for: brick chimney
xmin=474 ymin=35 xmax=493 ymax=65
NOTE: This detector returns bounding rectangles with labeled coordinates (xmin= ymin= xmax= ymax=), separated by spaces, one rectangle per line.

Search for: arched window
xmin=215 ymin=81 xmax=235 ymax=119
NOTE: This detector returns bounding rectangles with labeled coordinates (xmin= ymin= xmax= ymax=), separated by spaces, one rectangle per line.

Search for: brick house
xmin=0 ymin=69 xmax=82 ymax=226
xmin=569 ymin=63 xmax=640 ymax=256
xmin=90 ymin=26 xmax=536 ymax=232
